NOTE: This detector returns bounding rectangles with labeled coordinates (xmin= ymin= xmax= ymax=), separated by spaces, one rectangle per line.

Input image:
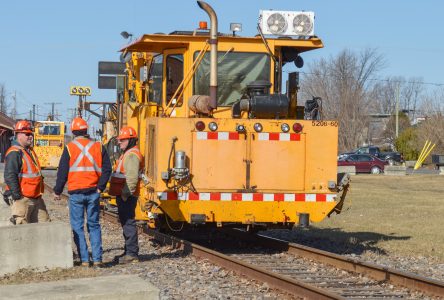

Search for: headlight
xmin=254 ymin=123 xmax=263 ymax=132
xmin=281 ymin=123 xmax=290 ymax=133
xmin=208 ymin=122 xmax=218 ymax=131
xmin=236 ymin=124 xmax=246 ymax=132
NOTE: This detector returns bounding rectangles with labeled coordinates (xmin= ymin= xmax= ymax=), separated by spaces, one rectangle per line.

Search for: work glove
xmin=12 ymin=192 xmax=22 ymax=201
xmin=2 ymin=190 xmax=13 ymax=206
xmin=121 ymin=185 xmax=132 ymax=202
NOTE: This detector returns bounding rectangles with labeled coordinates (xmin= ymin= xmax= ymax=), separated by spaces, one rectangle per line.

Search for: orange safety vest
xmin=5 ymin=145 xmax=44 ymax=198
xmin=109 ymin=146 xmax=143 ymax=196
xmin=67 ymin=137 xmax=103 ymax=192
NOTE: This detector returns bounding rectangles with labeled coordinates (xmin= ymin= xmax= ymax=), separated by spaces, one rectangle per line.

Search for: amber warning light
xmin=199 ymin=21 xmax=208 ymax=30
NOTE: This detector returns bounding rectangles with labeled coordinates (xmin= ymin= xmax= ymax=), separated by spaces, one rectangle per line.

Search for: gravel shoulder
xmin=0 ymin=188 xmax=294 ymax=300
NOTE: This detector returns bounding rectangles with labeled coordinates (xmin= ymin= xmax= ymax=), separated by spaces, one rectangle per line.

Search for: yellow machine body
xmin=110 ymin=18 xmax=348 ymax=229
xmin=33 ymin=121 xmax=65 ymax=169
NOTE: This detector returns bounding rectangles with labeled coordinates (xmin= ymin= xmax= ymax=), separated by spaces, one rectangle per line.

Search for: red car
xmin=338 ymin=154 xmax=387 ymax=174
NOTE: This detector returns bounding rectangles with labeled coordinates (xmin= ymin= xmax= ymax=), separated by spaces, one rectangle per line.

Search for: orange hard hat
xmin=117 ymin=126 xmax=137 ymax=140
xmin=71 ymin=117 xmax=88 ymax=131
xmin=14 ymin=120 xmax=33 ymax=134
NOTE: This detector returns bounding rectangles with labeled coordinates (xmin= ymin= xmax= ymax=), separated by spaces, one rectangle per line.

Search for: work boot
xmin=92 ymin=261 xmax=104 ymax=268
xmin=81 ymin=262 xmax=90 ymax=267
xmin=113 ymin=252 xmax=126 ymax=261
xmin=118 ymin=255 xmax=139 ymax=264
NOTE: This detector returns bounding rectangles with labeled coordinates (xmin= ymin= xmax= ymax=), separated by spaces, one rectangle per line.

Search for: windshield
xmin=38 ymin=124 xmax=61 ymax=135
xmin=193 ymin=52 xmax=270 ymax=106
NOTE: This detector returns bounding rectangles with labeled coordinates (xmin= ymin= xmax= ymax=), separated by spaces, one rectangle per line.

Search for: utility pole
xmin=67 ymin=108 xmax=77 ymax=125
xmin=395 ymin=83 xmax=400 ymax=139
xmin=0 ymin=85 xmax=6 ymax=114
xmin=32 ymin=104 xmax=36 ymax=121
xmin=11 ymin=91 xmax=17 ymax=120
xmin=45 ymin=102 xmax=61 ymax=121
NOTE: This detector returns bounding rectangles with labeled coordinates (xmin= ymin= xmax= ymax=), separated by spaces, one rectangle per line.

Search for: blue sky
xmin=0 ymin=0 xmax=443 ymax=126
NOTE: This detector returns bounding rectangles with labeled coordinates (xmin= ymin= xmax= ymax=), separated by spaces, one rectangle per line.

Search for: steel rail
xmin=142 ymin=226 xmax=348 ymax=300
xmin=101 ymin=210 xmax=344 ymax=300
xmin=45 ymin=183 xmax=443 ymax=298
xmin=224 ymin=229 xmax=444 ymax=298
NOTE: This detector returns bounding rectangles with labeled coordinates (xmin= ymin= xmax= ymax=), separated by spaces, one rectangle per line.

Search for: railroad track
xmin=45 ymin=183 xmax=444 ymax=299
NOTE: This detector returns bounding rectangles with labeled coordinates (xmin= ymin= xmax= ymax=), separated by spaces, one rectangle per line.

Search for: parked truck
xmin=339 ymin=146 xmax=403 ymax=165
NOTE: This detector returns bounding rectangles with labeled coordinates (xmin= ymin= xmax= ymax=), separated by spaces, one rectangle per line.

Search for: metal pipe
xmin=197 ymin=1 xmax=218 ymax=110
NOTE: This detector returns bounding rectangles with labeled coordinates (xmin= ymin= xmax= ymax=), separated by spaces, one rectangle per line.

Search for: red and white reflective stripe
xmin=196 ymin=132 xmax=240 ymax=140
xmin=157 ymin=192 xmax=336 ymax=202
xmin=258 ymin=133 xmax=300 ymax=141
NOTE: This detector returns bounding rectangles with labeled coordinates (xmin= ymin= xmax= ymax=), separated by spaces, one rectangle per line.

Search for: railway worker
xmin=53 ymin=117 xmax=111 ymax=267
xmin=3 ymin=120 xmax=50 ymax=224
xmin=109 ymin=126 xmax=144 ymax=264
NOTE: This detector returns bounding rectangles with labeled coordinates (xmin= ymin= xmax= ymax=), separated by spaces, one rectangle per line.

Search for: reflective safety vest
xmin=5 ymin=145 xmax=44 ymax=198
xmin=67 ymin=138 xmax=102 ymax=192
xmin=109 ymin=146 xmax=143 ymax=196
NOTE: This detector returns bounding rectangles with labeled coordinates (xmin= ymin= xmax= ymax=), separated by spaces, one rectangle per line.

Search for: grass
xmin=300 ymin=174 xmax=444 ymax=261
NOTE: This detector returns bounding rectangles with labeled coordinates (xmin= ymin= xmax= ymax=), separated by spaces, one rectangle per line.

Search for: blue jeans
xmin=69 ymin=192 xmax=102 ymax=263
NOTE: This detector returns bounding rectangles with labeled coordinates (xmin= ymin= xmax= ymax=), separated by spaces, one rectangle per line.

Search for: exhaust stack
xmin=197 ymin=1 xmax=218 ymax=110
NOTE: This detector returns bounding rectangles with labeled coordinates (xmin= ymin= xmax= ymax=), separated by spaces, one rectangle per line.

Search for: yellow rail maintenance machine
xmin=33 ymin=120 xmax=65 ymax=169
xmin=103 ymin=1 xmax=350 ymax=231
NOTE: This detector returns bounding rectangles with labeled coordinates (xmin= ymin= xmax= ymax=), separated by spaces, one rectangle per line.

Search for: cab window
xmin=193 ymin=52 xmax=270 ymax=106
xmin=166 ymin=54 xmax=184 ymax=107
xmin=148 ymin=55 xmax=163 ymax=104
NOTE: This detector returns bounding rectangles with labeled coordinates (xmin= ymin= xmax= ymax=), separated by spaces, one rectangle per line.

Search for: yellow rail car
xmin=33 ymin=121 xmax=65 ymax=169
xmin=106 ymin=1 xmax=350 ymax=231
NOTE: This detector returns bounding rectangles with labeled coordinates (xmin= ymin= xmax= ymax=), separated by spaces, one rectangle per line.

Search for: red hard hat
xmin=71 ymin=117 xmax=88 ymax=131
xmin=117 ymin=126 xmax=137 ymax=140
xmin=14 ymin=120 xmax=33 ymax=134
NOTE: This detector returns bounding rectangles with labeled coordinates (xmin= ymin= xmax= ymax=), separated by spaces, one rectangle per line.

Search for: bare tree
xmin=415 ymin=87 xmax=444 ymax=156
xmin=372 ymin=77 xmax=424 ymax=114
xmin=300 ymin=48 xmax=385 ymax=152
xmin=0 ymin=83 xmax=8 ymax=114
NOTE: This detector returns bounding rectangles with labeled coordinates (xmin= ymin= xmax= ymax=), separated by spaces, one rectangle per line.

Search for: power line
xmin=289 ymin=70 xmax=444 ymax=87
xmin=44 ymin=102 xmax=62 ymax=121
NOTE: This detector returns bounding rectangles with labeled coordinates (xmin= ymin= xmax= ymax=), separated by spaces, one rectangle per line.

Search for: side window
xmin=349 ymin=155 xmax=358 ymax=161
xmin=148 ymin=55 xmax=163 ymax=104
xmin=358 ymin=155 xmax=372 ymax=162
xmin=165 ymin=54 xmax=184 ymax=107
xmin=357 ymin=148 xmax=369 ymax=154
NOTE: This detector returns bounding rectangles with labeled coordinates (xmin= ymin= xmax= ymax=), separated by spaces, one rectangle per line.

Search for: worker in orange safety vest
xmin=109 ymin=126 xmax=144 ymax=264
xmin=3 ymin=120 xmax=50 ymax=224
xmin=53 ymin=117 xmax=111 ymax=267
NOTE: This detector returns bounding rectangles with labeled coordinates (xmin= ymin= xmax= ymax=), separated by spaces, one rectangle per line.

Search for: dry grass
xmin=303 ymin=174 xmax=444 ymax=261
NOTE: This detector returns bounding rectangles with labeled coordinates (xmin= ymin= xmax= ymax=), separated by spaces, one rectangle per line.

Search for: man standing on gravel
xmin=3 ymin=120 xmax=50 ymax=224
xmin=109 ymin=126 xmax=144 ymax=264
xmin=53 ymin=117 xmax=111 ymax=267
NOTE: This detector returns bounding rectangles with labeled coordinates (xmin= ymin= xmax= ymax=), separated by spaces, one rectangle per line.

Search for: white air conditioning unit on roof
xmin=259 ymin=10 xmax=315 ymax=37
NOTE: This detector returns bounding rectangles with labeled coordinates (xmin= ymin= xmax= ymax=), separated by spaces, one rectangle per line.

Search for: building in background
xmin=0 ymin=112 xmax=14 ymax=162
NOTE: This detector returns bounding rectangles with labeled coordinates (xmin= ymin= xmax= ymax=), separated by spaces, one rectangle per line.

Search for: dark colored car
xmin=338 ymin=146 xmax=403 ymax=165
xmin=338 ymin=154 xmax=388 ymax=174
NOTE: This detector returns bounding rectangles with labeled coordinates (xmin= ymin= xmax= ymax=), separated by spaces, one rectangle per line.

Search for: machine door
xmin=250 ymin=132 xmax=306 ymax=191
xmin=163 ymin=49 xmax=186 ymax=115
xmin=190 ymin=120 xmax=247 ymax=190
